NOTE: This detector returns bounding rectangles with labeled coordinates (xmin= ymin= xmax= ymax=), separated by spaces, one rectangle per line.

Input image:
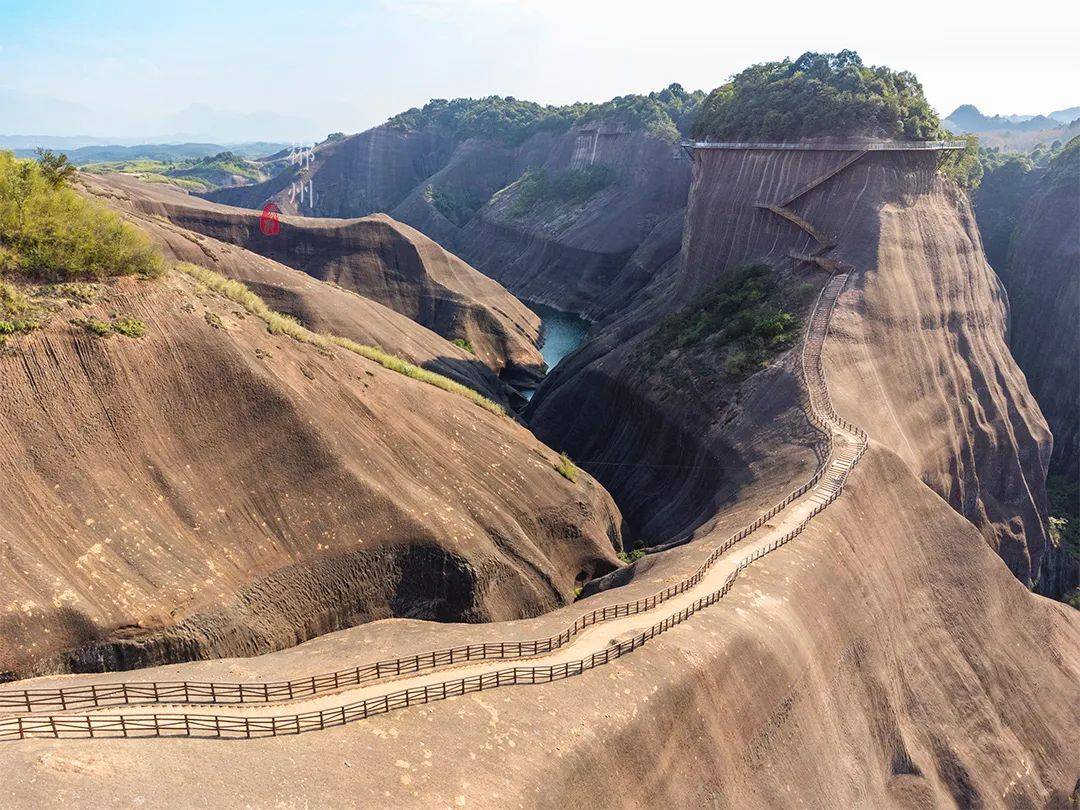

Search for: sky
xmin=1 ymin=0 xmax=1077 ymax=142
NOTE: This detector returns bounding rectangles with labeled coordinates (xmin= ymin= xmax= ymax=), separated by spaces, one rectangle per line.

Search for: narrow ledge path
xmin=0 ymin=272 xmax=867 ymax=741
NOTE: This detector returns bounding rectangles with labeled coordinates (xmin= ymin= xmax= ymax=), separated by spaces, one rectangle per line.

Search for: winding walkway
xmin=0 ymin=272 xmax=867 ymax=741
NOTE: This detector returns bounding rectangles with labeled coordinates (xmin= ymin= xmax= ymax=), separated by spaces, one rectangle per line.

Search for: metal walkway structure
xmin=683 ymin=140 xmax=968 ymax=151
xmin=682 ymin=139 xmax=966 ymax=271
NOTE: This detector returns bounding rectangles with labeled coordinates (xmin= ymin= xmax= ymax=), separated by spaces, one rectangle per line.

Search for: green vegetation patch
xmin=617 ymin=549 xmax=646 ymax=564
xmin=0 ymin=281 xmax=47 ymax=344
xmin=653 ymin=264 xmax=803 ymax=378
xmin=554 ymin=453 xmax=579 ymax=483
xmin=508 ymin=165 xmax=617 ymax=217
xmin=387 ymin=84 xmax=704 ymax=145
xmin=451 ymin=337 xmax=475 ymax=354
xmin=112 ymin=315 xmax=147 ymax=338
xmin=177 ymin=263 xmax=504 ymax=416
xmin=423 ymin=185 xmax=487 ymax=227
xmin=70 ymin=313 xmax=147 ymax=339
xmin=692 ymin=50 xmax=943 ymax=143
xmin=1047 ymin=470 xmax=1080 ymax=609
xmin=82 ymin=150 xmax=265 ymax=193
xmin=0 ymin=151 xmax=163 ymax=282
xmin=71 ymin=315 xmax=113 ymax=337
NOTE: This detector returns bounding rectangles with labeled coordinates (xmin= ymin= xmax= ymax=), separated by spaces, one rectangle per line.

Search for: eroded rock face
xmin=0 ymin=271 xmax=621 ymax=678
xmin=85 ymin=174 xmax=545 ymax=386
xmin=205 ymin=121 xmax=692 ymax=319
xmin=533 ymin=146 xmax=1053 ymax=591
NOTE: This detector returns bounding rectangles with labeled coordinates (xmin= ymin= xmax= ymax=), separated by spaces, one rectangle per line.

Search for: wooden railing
xmin=0 ymin=267 xmax=868 ymax=741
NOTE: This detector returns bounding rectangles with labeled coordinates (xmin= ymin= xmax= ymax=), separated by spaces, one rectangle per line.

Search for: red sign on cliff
xmin=259 ymin=202 xmax=281 ymax=236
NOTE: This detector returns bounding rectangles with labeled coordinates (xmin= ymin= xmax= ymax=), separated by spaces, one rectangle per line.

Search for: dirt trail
xmin=0 ymin=269 xmax=865 ymax=740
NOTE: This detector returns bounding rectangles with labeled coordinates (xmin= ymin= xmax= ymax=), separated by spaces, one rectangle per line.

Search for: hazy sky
xmin=1 ymin=0 xmax=1077 ymax=141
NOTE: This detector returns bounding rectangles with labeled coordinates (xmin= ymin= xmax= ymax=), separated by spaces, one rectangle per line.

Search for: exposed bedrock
xmin=0 ymin=275 xmax=621 ymax=678
xmin=83 ymin=178 xmax=517 ymax=408
xmin=87 ymin=174 xmax=545 ymax=386
xmin=533 ymin=146 xmax=1054 ymax=591
xmin=206 ymin=122 xmax=692 ymax=318
xmin=535 ymin=448 xmax=1080 ymax=808
xmin=528 ymin=300 xmax=824 ymax=547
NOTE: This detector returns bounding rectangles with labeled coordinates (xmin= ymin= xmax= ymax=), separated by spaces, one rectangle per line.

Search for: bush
xmin=112 ymin=315 xmax=147 ymax=338
xmin=0 ymin=151 xmax=163 ymax=282
xmin=617 ymin=549 xmax=646 ymax=564
xmin=71 ymin=315 xmax=113 ymax=337
xmin=451 ymin=337 xmax=475 ymax=354
xmin=692 ymin=50 xmax=944 ymax=143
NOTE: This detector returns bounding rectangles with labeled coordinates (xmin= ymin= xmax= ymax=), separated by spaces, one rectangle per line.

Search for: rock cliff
xmin=0 ymin=264 xmax=621 ymax=678
xmin=531 ymin=145 xmax=1054 ymax=591
xmin=88 ymin=174 xmax=545 ymax=387
xmin=206 ymin=119 xmax=692 ymax=319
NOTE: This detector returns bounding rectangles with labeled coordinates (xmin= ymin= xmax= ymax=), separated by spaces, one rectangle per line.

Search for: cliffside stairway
xmin=753 ymin=202 xmax=835 ymax=248
xmin=778 ymin=149 xmax=868 ymax=207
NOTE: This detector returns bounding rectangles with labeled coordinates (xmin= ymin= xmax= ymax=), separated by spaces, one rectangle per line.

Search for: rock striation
xmin=87 ymin=174 xmax=545 ymax=387
xmin=0 ymin=264 xmax=621 ymax=678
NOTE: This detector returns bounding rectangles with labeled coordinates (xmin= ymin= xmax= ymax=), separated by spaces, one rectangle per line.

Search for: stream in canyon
xmin=520 ymin=302 xmax=591 ymax=401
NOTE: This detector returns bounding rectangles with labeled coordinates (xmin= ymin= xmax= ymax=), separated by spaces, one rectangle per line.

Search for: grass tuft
xmin=176 ymin=262 xmax=505 ymax=416
xmin=0 ymin=281 xmax=46 ymax=344
xmin=555 ymin=452 xmax=579 ymax=483
xmin=111 ymin=315 xmax=147 ymax=338
xmin=71 ymin=315 xmax=113 ymax=337
xmin=451 ymin=337 xmax=475 ymax=354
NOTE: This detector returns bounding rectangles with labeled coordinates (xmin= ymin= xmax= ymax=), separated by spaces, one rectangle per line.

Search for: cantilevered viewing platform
xmin=682 ymin=140 xmax=968 ymax=151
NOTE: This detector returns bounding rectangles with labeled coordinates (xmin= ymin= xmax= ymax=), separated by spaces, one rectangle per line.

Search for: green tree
xmin=691 ymin=50 xmax=944 ymax=143
xmin=34 ymin=148 xmax=77 ymax=188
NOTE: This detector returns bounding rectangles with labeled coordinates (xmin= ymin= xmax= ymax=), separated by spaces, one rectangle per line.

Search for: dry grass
xmin=176 ymin=262 xmax=505 ymax=416
xmin=555 ymin=452 xmax=579 ymax=483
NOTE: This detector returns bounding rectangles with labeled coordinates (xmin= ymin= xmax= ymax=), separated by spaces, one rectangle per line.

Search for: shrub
xmin=617 ymin=549 xmax=646 ymax=564
xmin=112 ymin=315 xmax=147 ymax=338
xmin=424 ymin=185 xmax=486 ymax=227
xmin=71 ymin=315 xmax=113 ymax=337
xmin=451 ymin=337 xmax=475 ymax=354
xmin=0 ymin=151 xmax=163 ymax=282
xmin=34 ymin=148 xmax=77 ymax=188
xmin=176 ymin=263 xmax=505 ymax=415
xmin=555 ymin=453 xmax=579 ymax=483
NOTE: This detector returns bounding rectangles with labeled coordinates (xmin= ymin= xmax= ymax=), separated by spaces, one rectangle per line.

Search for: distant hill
xmin=9 ymin=141 xmax=288 ymax=164
xmin=943 ymin=105 xmax=1080 ymax=152
xmin=942 ymin=105 xmax=1065 ymax=134
xmin=1050 ymin=106 xmax=1080 ymax=123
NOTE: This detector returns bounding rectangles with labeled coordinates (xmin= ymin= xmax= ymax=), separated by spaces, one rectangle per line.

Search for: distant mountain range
xmin=6 ymin=141 xmax=289 ymax=164
xmin=943 ymin=104 xmax=1080 ymax=134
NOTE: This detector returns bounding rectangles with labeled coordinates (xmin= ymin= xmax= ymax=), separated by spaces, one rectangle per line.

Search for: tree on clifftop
xmin=691 ymin=50 xmax=944 ymax=142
